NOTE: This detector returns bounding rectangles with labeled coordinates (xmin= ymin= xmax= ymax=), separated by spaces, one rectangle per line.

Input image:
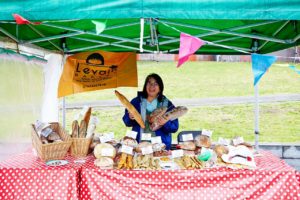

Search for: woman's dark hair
xmin=142 ymin=73 xmax=164 ymax=102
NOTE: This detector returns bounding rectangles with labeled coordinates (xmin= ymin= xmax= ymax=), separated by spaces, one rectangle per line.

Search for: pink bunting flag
xmin=13 ymin=14 xmax=41 ymax=25
xmin=177 ymin=33 xmax=205 ymax=68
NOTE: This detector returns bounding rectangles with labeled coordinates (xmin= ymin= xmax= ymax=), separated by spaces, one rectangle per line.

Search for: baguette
xmin=115 ymin=90 xmax=145 ymax=128
xmin=79 ymin=120 xmax=87 ymax=138
xmin=71 ymin=120 xmax=79 ymax=138
xmin=83 ymin=107 xmax=92 ymax=125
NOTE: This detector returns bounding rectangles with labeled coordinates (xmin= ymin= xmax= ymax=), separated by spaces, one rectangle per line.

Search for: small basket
xmin=70 ymin=137 xmax=92 ymax=157
xmin=31 ymin=122 xmax=72 ymax=162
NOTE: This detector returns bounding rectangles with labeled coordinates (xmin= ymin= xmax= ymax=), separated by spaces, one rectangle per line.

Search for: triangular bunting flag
xmin=12 ymin=14 xmax=41 ymax=25
xmin=92 ymin=20 xmax=106 ymax=35
xmin=177 ymin=33 xmax=205 ymax=68
xmin=251 ymin=54 xmax=277 ymax=86
xmin=289 ymin=65 xmax=300 ymax=75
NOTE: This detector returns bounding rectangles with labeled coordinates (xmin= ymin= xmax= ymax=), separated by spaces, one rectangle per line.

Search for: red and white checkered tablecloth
xmin=80 ymin=151 xmax=300 ymax=200
xmin=0 ymin=150 xmax=88 ymax=200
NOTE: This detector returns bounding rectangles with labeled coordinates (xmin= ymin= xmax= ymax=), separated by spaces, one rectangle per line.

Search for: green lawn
xmin=0 ymin=61 xmax=299 ymax=143
xmin=65 ymin=61 xmax=300 ymax=102
xmin=64 ymin=101 xmax=300 ymax=143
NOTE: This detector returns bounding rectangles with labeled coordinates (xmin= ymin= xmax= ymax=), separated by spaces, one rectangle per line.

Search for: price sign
xmin=101 ymin=148 xmax=114 ymax=157
xmin=202 ymin=129 xmax=213 ymax=138
xmin=121 ymin=145 xmax=133 ymax=155
xmin=126 ymin=130 xmax=137 ymax=139
xmin=218 ymin=137 xmax=230 ymax=146
xmin=141 ymin=133 xmax=151 ymax=141
xmin=182 ymin=134 xmax=193 ymax=141
xmin=172 ymin=150 xmax=184 ymax=158
xmin=99 ymin=135 xmax=110 ymax=143
xmin=232 ymin=137 xmax=244 ymax=146
xmin=151 ymin=136 xmax=162 ymax=144
xmin=141 ymin=146 xmax=153 ymax=155
xmin=107 ymin=132 xmax=115 ymax=140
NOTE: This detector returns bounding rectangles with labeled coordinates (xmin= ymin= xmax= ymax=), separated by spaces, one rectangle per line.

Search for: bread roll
xmin=94 ymin=143 xmax=116 ymax=159
xmin=214 ymin=144 xmax=229 ymax=157
xmin=94 ymin=157 xmax=114 ymax=169
xmin=178 ymin=141 xmax=196 ymax=151
xmin=47 ymin=132 xmax=60 ymax=141
xmin=135 ymin=141 xmax=152 ymax=153
xmin=195 ymin=135 xmax=211 ymax=148
xmin=121 ymin=136 xmax=138 ymax=148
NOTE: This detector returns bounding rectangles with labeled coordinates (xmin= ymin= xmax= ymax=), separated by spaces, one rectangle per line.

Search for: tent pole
xmin=62 ymin=97 xmax=66 ymax=128
xmin=254 ymin=84 xmax=259 ymax=150
xmin=140 ymin=18 xmax=144 ymax=53
xmin=61 ymin=52 xmax=66 ymax=128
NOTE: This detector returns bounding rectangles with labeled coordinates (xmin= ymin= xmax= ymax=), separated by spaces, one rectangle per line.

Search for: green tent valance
xmin=0 ymin=0 xmax=299 ymax=54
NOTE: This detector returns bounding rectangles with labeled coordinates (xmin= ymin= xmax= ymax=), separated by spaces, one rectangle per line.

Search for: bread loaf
xmin=71 ymin=120 xmax=79 ymax=138
xmin=164 ymin=106 xmax=188 ymax=121
xmin=83 ymin=107 xmax=92 ymax=125
xmin=115 ymin=90 xmax=145 ymax=128
xmin=79 ymin=120 xmax=87 ymax=138
xmin=149 ymin=107 xmax=167 ymax=123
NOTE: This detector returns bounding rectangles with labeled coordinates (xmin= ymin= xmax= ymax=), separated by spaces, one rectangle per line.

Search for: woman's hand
xmin=129 ymin=112 xmax=135 ymax=120
xmin=157 ymin=116 xmax=168 ymax=126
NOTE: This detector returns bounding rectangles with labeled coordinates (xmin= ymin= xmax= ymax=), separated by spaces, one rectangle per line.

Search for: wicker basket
xmin=31 ymin=122 xmax=72 ymax=162
xmin=70 ymin=137 xmax=92 ymax=157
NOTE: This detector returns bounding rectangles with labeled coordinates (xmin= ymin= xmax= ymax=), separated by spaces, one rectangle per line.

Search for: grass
xmin=64 ymin=101 xmax=300 ymax=143
xmin=65 ymin=61 xmax=300 ymax=102
xmin=0 ymin=60 xmax=299 ymax=143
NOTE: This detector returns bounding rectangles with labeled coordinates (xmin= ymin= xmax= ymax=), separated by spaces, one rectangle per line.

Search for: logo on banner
xmin=73 ymin=53 xmax=118 ymax=88
xmin=58 ymin=50 xmax=137 ymax=97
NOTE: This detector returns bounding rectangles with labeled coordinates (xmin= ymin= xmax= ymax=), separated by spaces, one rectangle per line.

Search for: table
xmin=1 ymin=150 xmax=299 ymax=200
xmin=80 ymin=151 xmax=300 ymax=200
xmin=0 ymin=150 xmax=82 ymax=200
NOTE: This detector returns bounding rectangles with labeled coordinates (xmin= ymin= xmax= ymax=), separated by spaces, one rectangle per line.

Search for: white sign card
xmin=126 ymin=130 xmax=137 ymax=139
xmin=141 ymin=146 xmax=153 ymax=155
xmin=99 ymin=135 xmax=111 ymax=143
xmin=141 ymin=133 xmax=152 ymax=141
xmin=232 ymin=136 xmax=244 ymax=146
xmin=107 ymin=132 xmax=115 ymax=140
xmin=202 ymin=129 xmax=213 ymax=138
xmin=151 ymin=136 xmax=162 ymax=144
xmin=121 ymin=145 xmax=133 ymax=155
xmin=182 ymin=133 xmax=193 ymax=141
xmin=218 ymin=137 xmax=230 ymax=146
xmin=101 ymin=148 xmax=114 ymax=157
xmin=172 ymin=150 xmax=184 ymax=158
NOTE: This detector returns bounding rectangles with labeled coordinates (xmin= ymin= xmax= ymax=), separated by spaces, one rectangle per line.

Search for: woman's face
xmin=146 ymin=77 xmax=160 ymax=98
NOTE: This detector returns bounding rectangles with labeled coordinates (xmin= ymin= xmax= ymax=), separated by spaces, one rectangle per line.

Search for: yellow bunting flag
xmin=58 ymin=51 xmax=137 ymax=97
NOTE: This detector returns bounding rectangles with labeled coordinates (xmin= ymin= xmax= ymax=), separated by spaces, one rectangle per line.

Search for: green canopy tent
xmin=0 ymin=0 xmax=299 ymax=55
xmin=0 ymin=0 xmax=300 ymax=149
